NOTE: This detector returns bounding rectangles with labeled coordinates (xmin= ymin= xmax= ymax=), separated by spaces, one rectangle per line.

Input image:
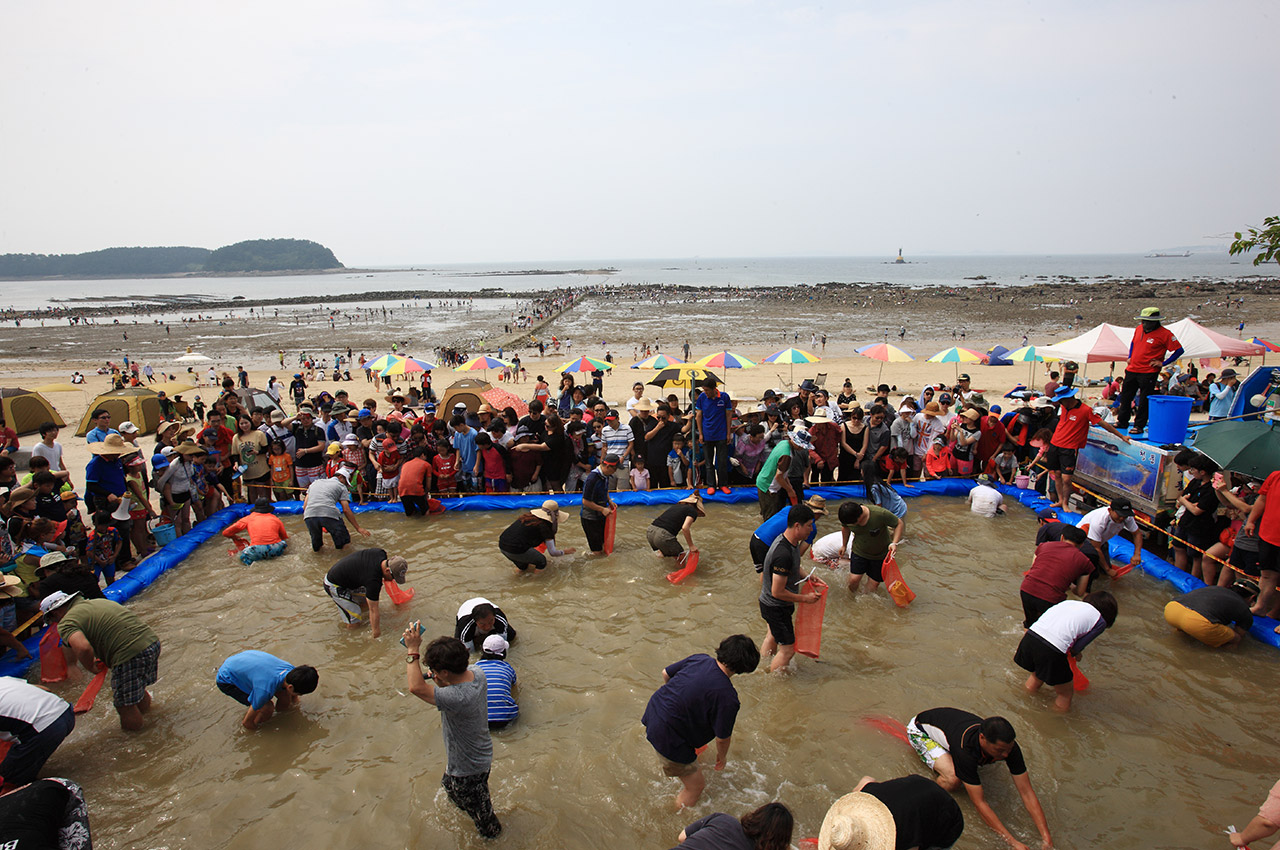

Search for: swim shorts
xmin=906 ymin=717 xmax=948 ymax=771
xmin=323 ymin=577 xmax=368 ymax=626
xmin=1258 ymin=538 xmax=1280 ymax=574
xmin=217 ymin=681 xmax=252 ymax=706
xmin=1163 ymin=600 xmax=1235 ymax=647
xmin=658 ymin=753 xmax=698 ymax=777
xmin=1042 ymin=445 xmax=1077 ymax=473
xmin=849 ymin=553 xmax=886 ymax=583
xmin=111 ymin=640 xmax=161 ymax=707
xmin=758 ymin=601 xmax=796 ymax=646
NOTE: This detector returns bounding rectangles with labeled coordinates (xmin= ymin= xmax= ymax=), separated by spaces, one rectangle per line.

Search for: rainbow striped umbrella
xmin=456 ymin=355 xmax=514 ymax=380
xmin=1005 ymin=344 xmax=1048 ymax=383
xmin=382 ymin=356 xmax=439 ymax=375
xmin=695 ymin=351 xmax=758 ymax=369
xmin=927 ymin=347 xmax=987 ymax=380
xmin=556 ymin=355 xmax=614 ymax=374
xmin=763 ymin=348 xmax=821 ymax=385
xmin=856 ymin=342 xmax=914 ymax=384
xmin=363 ymin=353 xmax=402 ymax=371
xmin=1251 ymin=337 xmax=1280 ymax=352
xmin=631 ymin=353 xmax=686 ymax=369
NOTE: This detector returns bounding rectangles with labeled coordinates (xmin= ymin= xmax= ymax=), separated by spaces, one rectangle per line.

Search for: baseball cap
xmin=386 ymin=555 xmax=408 ymax=583
xmin=482 ymin=634 xmax=509 ymax=656
xmin=423 ymin=403 xmax=437 ymax=412
xmin=1036 ymin=507 xmax=1059 ymax=521
xmin=958 ymin=373 xmax=971 ymax=381
xmin=358 ymin=408 xmax=374 ymax=419
xmin=39 ymin=590 xmax=81 ymax=616
xmin=453 ymin=402 xmax=467 ymax=411
xmin=1110 ymin=497 xmax=1135 ymax=517
xmin=118 ymin=421 xmax=139 ymax=435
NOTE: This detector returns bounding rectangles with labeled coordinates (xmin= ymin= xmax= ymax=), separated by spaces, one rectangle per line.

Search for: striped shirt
xmin=474 ymin=659 xmax=518 ymax=723
xmin=600 ymin=425 xmax=633 ymax=463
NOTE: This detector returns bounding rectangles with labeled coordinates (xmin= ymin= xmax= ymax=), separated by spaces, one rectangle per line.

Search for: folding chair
xmin=815 ymin=373 xmax=827 ymax=388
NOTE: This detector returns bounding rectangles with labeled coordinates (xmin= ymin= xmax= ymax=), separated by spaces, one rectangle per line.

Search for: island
xmin=0 ymin=238 xmax=343 ymax=279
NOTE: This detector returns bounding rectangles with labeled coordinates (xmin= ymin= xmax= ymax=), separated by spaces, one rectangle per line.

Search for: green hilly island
xmin=0 ymin=238 xmax=343 ymax=278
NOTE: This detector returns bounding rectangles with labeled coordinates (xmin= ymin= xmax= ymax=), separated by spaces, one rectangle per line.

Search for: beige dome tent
xmin=439 ymin=378 xmax=493 ymax=415
xmin=75 ymin=387 xmax=164 ymax=436
xmin=0 ymin=388 xmax=66 ymax=436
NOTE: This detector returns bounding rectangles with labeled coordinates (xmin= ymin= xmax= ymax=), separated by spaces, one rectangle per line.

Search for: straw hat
xmin=922 ymin=401 xmax=942 ymax=416
xmin=631 ymin=397 xmax=655 ymax=412
xmin=817 ymin=792 xmax=895 ymax=850
xmin=679 ymin=493 xmax=706 ymax=513
xmin=807 ymin=408 xmax=834 ymax=424
xmin=960 ymin=408 xmax=981 ymax=421
xmin=89 ymin=434 xmax=132 ymax=455
xmin=804 ymin=495 xmax=827 ymax=515
xmin=478 ymin=403 xmax=496 ymax=415
xmin=175 ymin=441 xmax=208 ymax=456
xmin=532 ymin=499 xmax=561 ymax=522
xmin=0 ymin=575 xmax=22 ymax=599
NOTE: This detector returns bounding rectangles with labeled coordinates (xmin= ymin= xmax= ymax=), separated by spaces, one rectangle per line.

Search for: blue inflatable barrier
xmin=4 ymin=478 xmax=1274 ymax=679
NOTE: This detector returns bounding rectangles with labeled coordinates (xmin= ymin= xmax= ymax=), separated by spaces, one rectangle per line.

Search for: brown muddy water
xmin=32 ymin=496 xmax=1278 ymax=849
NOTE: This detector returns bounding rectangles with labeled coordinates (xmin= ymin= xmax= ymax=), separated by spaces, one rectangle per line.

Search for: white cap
xmin=482 ymin=634 xmax=509 ymax=656
xmin=119 ymin=421 xmax=139 ymax=435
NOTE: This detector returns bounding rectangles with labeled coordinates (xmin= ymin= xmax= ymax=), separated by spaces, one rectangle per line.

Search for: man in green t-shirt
xmin=40 ymin=591 xmax=161 ymax=731
xmin=838 ymin=501 xmax=905 ymax=594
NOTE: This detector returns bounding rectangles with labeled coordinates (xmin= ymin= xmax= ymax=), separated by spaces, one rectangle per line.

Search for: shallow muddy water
xmin=36 ymin=496 xmax=1279 ymax=849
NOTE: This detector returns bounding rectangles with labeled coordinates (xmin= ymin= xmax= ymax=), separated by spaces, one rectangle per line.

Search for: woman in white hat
xmin=497 ymin=500 xmax=575 ymax=574
xmin=818 ymin=773 xmax=964 ymax=850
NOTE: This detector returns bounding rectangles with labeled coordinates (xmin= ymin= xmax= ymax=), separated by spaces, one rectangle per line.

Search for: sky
xmin=2 ymin=1 xmax=1278 ymax=265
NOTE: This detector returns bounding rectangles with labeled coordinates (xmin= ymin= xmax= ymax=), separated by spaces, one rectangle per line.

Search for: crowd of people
xmin=1 ymin=303 xmax=1279 ymax=848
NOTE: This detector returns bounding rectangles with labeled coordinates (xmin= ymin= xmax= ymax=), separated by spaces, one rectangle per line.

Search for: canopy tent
xmin=1163 ymin=318 xmax=1264 ymax=359
xmin=75 ymin=388 xmax=165 ymax=436
xmin=0 ymin=388 xmax=66 ymax=435
xmin=439 ymin=378 xmax=493 ymax=415
xmin=1038 ymin=323 xmax=1130 ymax=363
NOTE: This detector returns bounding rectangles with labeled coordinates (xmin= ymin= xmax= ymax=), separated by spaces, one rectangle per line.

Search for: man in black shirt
xmin=820 ymin=774 xmax=964 ymax=850
xmin=322 ymin=548 xmax=408 ymax=639
xmin=34 ymin=552 xmax=105 ymax=601
xmin=905 ymin=707 xmax=1050 ymax=850
xmin=647 ymin=494 xmax=704 ymax=560
xmin=1164 ymin=581 xmax=1256 ymax=647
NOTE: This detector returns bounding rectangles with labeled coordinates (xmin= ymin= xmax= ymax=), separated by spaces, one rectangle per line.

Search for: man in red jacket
xmin=1116 ymin=306 xmax=1184 ymax=435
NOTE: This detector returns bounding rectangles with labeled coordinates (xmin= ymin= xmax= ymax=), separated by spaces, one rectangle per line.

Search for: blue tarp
xmin=988 ymin=345 xmax=1014 ymax=366
xmin=6 ymin=479 xmax=1273 ymax=678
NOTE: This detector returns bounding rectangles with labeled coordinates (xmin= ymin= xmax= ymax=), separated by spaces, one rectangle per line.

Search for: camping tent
xmin=1038 ymin=323 xmax=1131 ymax=363
xmin=75 ymin=388 xmax=165 ymax=436
xmin=987 ymin=345 xmax=1014 ymax=366
xmin=439 ymin=378 xmax=494 ymax=415
xmin=0 ymin=388 xmax=66 ymax=435
xmin=1164 ymin=318 xmax=1264 ymax=359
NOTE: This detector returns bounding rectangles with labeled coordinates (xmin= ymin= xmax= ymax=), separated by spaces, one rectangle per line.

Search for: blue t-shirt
xmin=641 ymin=653 xmax=740 ymax=764
xmin=216 ymin=650 xmax=294 ymax=710
xmin=474 ymin=658 xmax=518 ymax=723
xmin=84 ymin=456 xmax=126 ymax=497
xmin=85 ymin=427 xmax=118 ymax=444
xmin=695 ymin=390 xmax=733 ymax=441
xmin=752 ymin=507 xmax=819 ymax=546
xmin=581 ymin=469 xmax=609 ymax=519
xmin=451 ymin=428 xmax=478 ymax=475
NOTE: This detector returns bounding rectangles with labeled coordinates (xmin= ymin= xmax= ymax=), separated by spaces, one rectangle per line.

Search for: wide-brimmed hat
xmin=1052 ymin=386 xmax=1079 ymax=401
xmin=531 ymin=499 xmax=561 ymax=522
xmin=976 ymin=473 xmax=992 ymax=483
xmin=960 ymin=408 xmax=981 ymax=421
xmin=678 ymin=492 xmax=706 ymax=512
xmin=1135 ymin=306 xmax=1166 ymax=323
xmin=89 ymin=434 xmax=132 ymax=455
xmin=1220 ymin=368 xmax=1237 ymax=380
xmin=632 ymin=397 xmax=654 ymax=412
xmin=0 ymin=575 xmax=22 ymax=598
xmin=923 ymin=401 xmax=942 ymax=416
xmin=270 ymin=409 xmax=286 ymax=421
xmin=39 ymin=590 xmax=81 ymax=617
xmin=790 ymin=428 xmax=814 ymax=450
xmin=967 ymin=394 xmax=988 ymax=408
xmin=1029 ymin=397 xmax=1053 ymax=409
xmin=38 ymin=551 xmax=73 ymax=572
xmin=477 ymin=403 xmax=496 ymax=415
xmin=330 ymin=403 xmax=351 ymax=416
xmin=251 ymin=497 xmax=275 ymax=514
xmin=799 ymin=379 xmax=819 ymax=392
xmin=817 ymin=791 xmax=895 ymax=850
xmin=804 ymin=495 xmax=827 ymax=515
xmin=807 ymin=409 xmax=834 ymax=424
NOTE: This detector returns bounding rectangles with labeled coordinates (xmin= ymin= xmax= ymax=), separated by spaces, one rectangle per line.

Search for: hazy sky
xmin=3 ymin=1 xmax=1277 ymax=264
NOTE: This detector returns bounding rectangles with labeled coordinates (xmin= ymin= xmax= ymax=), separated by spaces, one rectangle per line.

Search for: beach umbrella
xmin=649 ymin=365 xmax=720 ymax=390
xmin=174 ymin=353 xmax=212 ymax=363
xmin=456 ymin=355 xmax=514 ymax=382
xmin=631 ymin=353 xmax=686 ymax=369
xmin=762 ymin=348 xmax=821 ymax=387
xmin=856 ymin=342 xmax=914 ymax=384
xmin=1252 ymin=337 xmax=1280 ymax=365
xmin=556 ymin=355 xmax=614 ymax=374
xmin=363 ymin=353 xmax=402 ymax=372
xmin=1004 ymin=345 xmax=1049 ymax=384
xmin=382 ymin=356 xmax=438 ymax=375
xmin=694 ymin=350 xmax=757 ymax=388
xmin=927 ymin=347 xmax=987 ymax=380
xmin=1191 ymin=419 xmax=1280 ymax=479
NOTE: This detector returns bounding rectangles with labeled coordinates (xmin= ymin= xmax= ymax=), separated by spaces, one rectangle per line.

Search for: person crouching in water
xmin=497 ymin=500 xmax=575 ymax=575
xmin=1014 ymin=591 xmax=1118 ymax=712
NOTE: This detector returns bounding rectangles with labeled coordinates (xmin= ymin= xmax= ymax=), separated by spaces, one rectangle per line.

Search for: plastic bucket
xmin=150 ymin=521 xmax=177 ymax=547
xmin=1014 ymin=473 xmax=1030 ymax=489
xmin=1146 ymin=395 xmax=1194 ymax=444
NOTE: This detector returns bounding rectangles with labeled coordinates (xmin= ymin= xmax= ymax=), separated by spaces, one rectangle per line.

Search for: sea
xmin=3 ymin=250 xmax=1265 ymax=313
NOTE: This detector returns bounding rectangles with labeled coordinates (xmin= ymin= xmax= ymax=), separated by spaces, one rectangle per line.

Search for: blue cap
xmin=357 ymin=408 xmax=373 ymax=419
xmin=990 ymin=404 xmax=1002 ymax=414
xmin=1052 ymin=386 xmax=1078 ymax=401
xmin=424 ymin=403 xmax=436 ymax=412
xmin=1036 ymin=507 xmax=1059 ymax=521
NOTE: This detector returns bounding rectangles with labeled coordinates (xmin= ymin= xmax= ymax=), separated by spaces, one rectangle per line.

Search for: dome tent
xmin=75 ymin=387 xmax=164 ymax=436
xmin=0 ymin=388 xmax=66 ymax=436
xmin=439 ymin=378 xmax=493 ymax=415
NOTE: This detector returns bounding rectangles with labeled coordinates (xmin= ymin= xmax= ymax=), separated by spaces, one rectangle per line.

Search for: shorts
xmin=849 ymin=552 xmax=886 ymax=583
xmin=306 ymin=516 xmax=350 ymax=551
xmin=906 ymin=717 xmax=948 ymax=772
xmin=1229 ymin=543 xmax=1261 ymax=578
xmin=1172 ymin=522 xmax=1216 ymax=552
xmin=501 ymin=546 xmax=548 ymax=572
xmin=217 ymin=680 xmax=252 ymax=706
xmin=658 ymin=753 xmax=699 ymax=777
xmin=376 ymin=474 xmax=399 ymax=494
xmin=1020 ymin=591 xmax=1056 ymax=629
xmin=759 ymin=601 xmax=796 ymax=646
xmin=750 ymin=535 xmax=770 ymax=572
xmin=272 ymin=487 xmax=293 ymax=502
xmin=1258 ymin=538 xmax=1280 ymax=574
xmin=1164 ymin=600 xmax=1235 ymax=647
xmin=1042 ymin=445 xmax=1078 ymax=473
xmin=323 ymin=577 xmax=368 ymax=625
xmin=295 ymin=465 xmax=324 ymax=489
xmin=758 ymin=489 xmax=785 ymax=521
xmin=0 ymin=705 xmax=74 ymax=786
xmin=646 ymin=525 xmax=683 ymax=557
xmin=240 ymin=540 xmax=287 ymax=566
xmin=111 ymin=640 xmax=161 ymax=707
xmin=484 ymin=477 xmax=507 ymax=493
xmin=1014 ymin=630 xmax=1072 ymax=686
xmin=168 ymin=490 xmax=191 ymax=504
xmin=244 ymin=472 xmax=270 ymax=486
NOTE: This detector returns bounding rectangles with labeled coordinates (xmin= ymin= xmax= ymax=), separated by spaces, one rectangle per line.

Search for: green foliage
xmin=0 ymin=238 xmax=342 ymax=277
xmin=204 ymin=238 xmax=343 ymax=273
xmin=0 ymin=246 xmax=210 ymax=277
xmin=1229 ymin=215 xmax=1280 ymax=267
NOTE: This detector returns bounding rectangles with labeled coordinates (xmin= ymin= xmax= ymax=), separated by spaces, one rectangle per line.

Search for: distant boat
xmin=893 ymin=248 xmax=905 ymax=264
xmin=1145 ymin=251 xmax=1191 ymax=258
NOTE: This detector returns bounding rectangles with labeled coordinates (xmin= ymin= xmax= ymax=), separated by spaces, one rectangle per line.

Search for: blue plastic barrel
xmin=1146 ymin=395 xmax=1194 ymax=444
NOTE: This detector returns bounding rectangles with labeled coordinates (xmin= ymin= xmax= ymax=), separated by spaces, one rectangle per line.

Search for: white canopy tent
xmin=1163 ymin=318 xmax=1264 ymax=359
